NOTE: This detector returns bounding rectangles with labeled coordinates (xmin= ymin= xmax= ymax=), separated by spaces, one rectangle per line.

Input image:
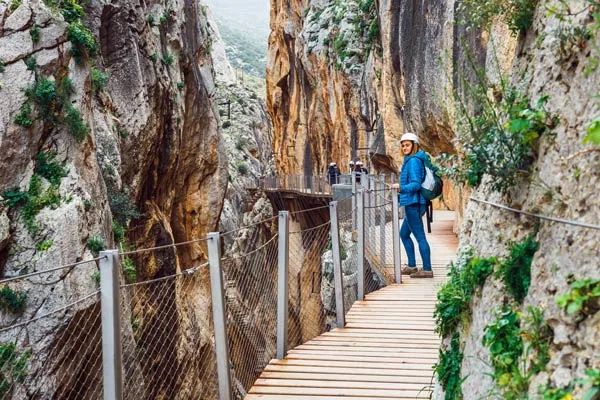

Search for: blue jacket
xmin=399 ymin=150 xmax=428 ymax=206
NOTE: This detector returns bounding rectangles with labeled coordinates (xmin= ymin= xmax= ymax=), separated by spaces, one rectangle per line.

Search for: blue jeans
xmin=400 ymin=204 xmax=432 ymax=271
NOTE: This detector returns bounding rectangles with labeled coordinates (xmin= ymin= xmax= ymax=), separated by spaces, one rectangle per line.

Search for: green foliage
xmin=483 ymin=306 xmax=553 ymax=399
xmin=159 ymin=15 xmax=167 ymax=25
xmin=235 ymin=136 xmax=248 ymax=151
xmin=583 ymin=368 xmax=600 ymax=400
xmin=8 ymin=0 xmax=21 ymax=13
xmin=177 ymin=82 xmax=184 ymax=91
xmin=24 ymin=77 xmax=57 ymax=122
xmin=0 ymin=342 xmax=30 ymax=397
xmin=86 ymin=234 xmax=105 ymax=256
xmin=553 ymin=25 xmax=592 ymax=62
xmin=438 ymin=88 xmax=554 ymax=192
xmin=43 ymin=0 xmax=84 ymax=23
xmin=0 ymin=61 xmax=5 ymax=73
xmin=456 ymin=0 xmax=537 ymax=34
xmin=161 ymin=52 xmax=174 ymax=66
xmin=21 ymin=174 xmax=61 ymax=234
xmin=222 ymin=120 xmax=232 ymax=129
xmin=147 ymin=14 xmax=155 ymax=26
xmin=112 ymin=221 xmax=125 ymax=245
xmin=108 ymin=189 xmax=141 ymax=225
xmin=556 ymin=278 xmax=600 ymax=318
xmin=122 ymin=258 xmax=136 ymax=284
xmin=35 ymin=239 xmax=53 ymax=251
xmin=91 ymin=67 xmax=108 ymax=92
xmin=538 ymin=383 xmax=573 ymax=400
xmin=1 ymin=188 xmax=28 ymax=208
xmin=236 ymin=160 xmax=249 ymax=175
xmin=24 ymin=56 xmax=37 ymax=71
xmin=14 ymin=103 xmax=33 ymax=128
xmin=92 ymin=271 xmax=100 ymax=286
xmin=36 ymin=151 xmax=68 ymax=186
xmin=64 ymin=103 xmax=89 ymax=142
xmin=68 ymin=21 xmax=97 ymax=64
xmin=434 ymin=332 xmax=464 ymax=400
xmin=0 ymin=286 xmax=28 ymax=314
xmin=434 ymin=249 xmax=497 ymax=336
xmin=584 ymin=117 xmax=600 ymax=145
xmin=495 ymin=234 xmax=539 ymax=303
xmin=30 ymin=24 xmax=40 ymax=43
xmin=150 ymin=52 xmax=158 ymax=63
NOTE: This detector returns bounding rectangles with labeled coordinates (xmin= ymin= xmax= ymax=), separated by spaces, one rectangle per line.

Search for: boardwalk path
xmin=246 ymin=211 xmax=458 ymax=399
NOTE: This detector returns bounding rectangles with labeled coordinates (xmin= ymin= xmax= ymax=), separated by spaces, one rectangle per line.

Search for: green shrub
xmin=56 ymin=76 xmax=75 ymax=103
xmin=43 ymin=0 xmax=84 ymax=23
xmin=236 ymin=160 xmax=249 ymax=175
xmin=0 ymin=342 xmax=30 ymax=397
xmin=21 ymin=174 xmax=61 ymax=234
xmin=434 ymin=250 xmax=497 ymax=336
xmin=583 ymin=368 xmax=600 ymax=400
xmin=86 ymin=235 xmax=105 ymax=256
xmin=8 ymin=0 xmax=21 ymax=13
xmin=556 ymin=278 xmax=600 ymax=318
xmin=584 ymin=117 xmax=600 ymax=145
xmin=64 ymin=104 xmax=89 ymax=142
xmin=68 ymin=21 xmax=97 ymax=64
xmin=177 ymin=82 xmax=184 ymax=91
xmin=30 ymin=24 xmax=40 ymax=43
xmin=150 ymin=52 xmax=158 ymax=63
xmin=122 ymin=258 xmax=136 ymax=284
xmin=235 ymin=136 xmax=248 ymax=151
xmin=0 ymin=286 xmax=28 ymax=314
xmin=1 ymin=188 xmax=28 ymax=208
xmin=434 ymin=332 xmax=464 ymax=400
xmin=108 ymin=190 xmax=141 ymax=225
xmin=0 ymin=61 xmax=5 ymax=73
xmin=36 ymin=151 xmax=68 ymax=186
xmin=24 ymin=56 xmax=37 ymax=71
xmin=159 ymin=15 xmax=167 ymax=25
xmin=161 ymin=52 xmax=174 ymax=66
xmin=456 ymin=0 xmax=537 ymax=34
xmin=147 ymin=14 xmax=155 ymax=26
xmin=14 ymin=103 xmax=33 ymax=128
xmin=35 ymin=239 xmax=53 ymax=251
xmin=537 ymin=382 xmax=573 ymax=400
xmin=495 ymin=234 xmax=539 ymax=303
xmin=112 ymin=221 xmax=125 ymax=244
xmin=24 ymin=77 xmax=57 ymax=122
xmin=91 ymin=67 xmax=108 ymax=92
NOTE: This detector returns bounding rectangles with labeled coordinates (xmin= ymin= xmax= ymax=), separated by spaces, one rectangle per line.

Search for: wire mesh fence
xmin=220 ymin=232 xmax=279 ymax=399
xmin=0 ymin=287 xmax=102 ymax=400
xmin=120 ymin=244 xmax=218 ymax=400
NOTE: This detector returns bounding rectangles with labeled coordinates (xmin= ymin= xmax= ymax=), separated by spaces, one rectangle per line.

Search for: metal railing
xmin=0 ymin=177 xmax=404 ymax=400
xmin=260 ymin=173 xmax=398 ymax=195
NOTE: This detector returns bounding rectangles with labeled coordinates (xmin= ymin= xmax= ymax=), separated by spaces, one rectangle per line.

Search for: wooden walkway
xmin=246 ymin=211 xmax=458 ymax=399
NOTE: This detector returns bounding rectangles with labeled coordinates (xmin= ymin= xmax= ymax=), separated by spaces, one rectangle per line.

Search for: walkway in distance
xmin=246 ymin=211 xmax=458 ymax=399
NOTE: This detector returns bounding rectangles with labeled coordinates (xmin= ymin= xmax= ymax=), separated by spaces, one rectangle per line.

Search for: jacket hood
xmin=405 ymin=150 xmax=429 ymax=162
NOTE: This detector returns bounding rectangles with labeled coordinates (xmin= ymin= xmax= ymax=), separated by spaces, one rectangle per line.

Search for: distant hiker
xmin=398 ymin=133 xmax=433 ymax=278
xmin=356 ymin=161 xmax=368 ymax=175
xmin=327 ymin=162 xmax=340 ymax=185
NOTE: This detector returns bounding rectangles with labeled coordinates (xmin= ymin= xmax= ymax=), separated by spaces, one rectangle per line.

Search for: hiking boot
xmin=401 ymin=266 xmax=418 ymax=275
xmin=411 ymin=270 xmax=434 ymax=278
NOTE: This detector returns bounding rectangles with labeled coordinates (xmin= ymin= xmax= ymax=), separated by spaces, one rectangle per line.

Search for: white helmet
xmin=400 ymin=132 xmax=419 ymax=144
xmin=356 ymin=161 xmax=363 ymax=166
xmin=349 ymin=161 xmax=355 ymax=165
xmin=329 ymin=162 xmax=336 ymax=166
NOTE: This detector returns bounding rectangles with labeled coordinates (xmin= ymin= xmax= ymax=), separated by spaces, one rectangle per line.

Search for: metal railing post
xmin=392 ymin=187 xmax=402 ymax=283
xmin=379 ymin=174 xmax=386 ymax=266
xmin=100 ymin=249 xmax=123 ymax=400
xmin=357 ymin=188 xmax=365 ymax=300
xmin=329 ymin=201 xmax=346 ymax=328
xmin=351 ymin=172 xmax=356 ymax=231
xmin=276 ymin=211 xmax=290 ymax=359
xmin=207 ymin=232 xmax=232 ymax=400
xmin=369 ymin=176 xmax=376 ymax=256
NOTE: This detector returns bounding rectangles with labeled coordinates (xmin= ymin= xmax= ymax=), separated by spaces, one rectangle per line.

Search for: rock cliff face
xmin=268 ymin=0 xmax=600 ymax=398
xmin=0 ymin=0 xmax=226 ymax=397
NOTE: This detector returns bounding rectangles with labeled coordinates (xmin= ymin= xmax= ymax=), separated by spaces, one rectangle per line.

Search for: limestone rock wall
xmin=0 ymin=0 xmax=227 ymax=397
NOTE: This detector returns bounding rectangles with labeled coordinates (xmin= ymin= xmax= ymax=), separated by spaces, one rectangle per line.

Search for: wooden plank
xmin=308 ymin=335 xmax=440 ymax=345
xmin=259 ymin=371 xmax=433 ymax=384
xmin=246 ymin=395 xmax=430 ymax=400
xmin=303 ymin=340 xmax=439 ymax=351
xmin=248 ymin=385 xmax=428 ymax=398
xmin=287 ymin=348 xmax=438 ymax=359
xmin=252 ymin=378 xmax=432 ymax=391
xmin=284 ymin=352 xmax=438 ymax=363
xmin=263 ymin=364 xmax=434 ymax=377
xmin=345 ymin=323 xmax=435 ymax=331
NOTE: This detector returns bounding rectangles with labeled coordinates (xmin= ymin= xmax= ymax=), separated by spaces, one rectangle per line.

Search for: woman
xmin=398 ymin=132 xmax=433 ymax=278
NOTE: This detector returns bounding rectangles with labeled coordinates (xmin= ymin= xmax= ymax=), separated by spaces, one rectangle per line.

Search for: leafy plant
xmin=21 ymin=174 xmax=61 ymax=234
xmin=0 ymin=286 xmax=28 ymax=314
xmin=108 ymin=189 xmax=141 ymax=225
xmin=495 ymin=234 xmax=539 ymax=303
xmin=14 ymin=103 xmax=33 ymax=128
xmin=8 ymin=0 xmax=21 ymax=13
xmin=538 ymin=382 xmax=573 ymax=400
xmin=177 ymin=82 xmax=184 ymax=91
xmin=236 ymin=160 xmax=249 ymax=175
xmin=30 ymin=24 xmax=40 ymax=44
xmin=91 ymin=67 xmax=108 ymax=92
xmin=434 ymin=332 xmax=464 ymax=400
xmin=24 ymin=56 xmax=37 ymax=71
xmin=435 ymin=249 xmax=497 ymax=336
xmin=24 ymin=77 xmax=57 ymax=122
xmin=161 ymin=52 xmax=174 ymax=66
xmin=556 ymin=278 xmax=600 ymax=318
xmin=64 ymin=103 xmax=89 ymax=142
xmin=584 ymin=117 xmax=600 ymax=145
xmin=112 ymin=221 xmax=125 ymax=245
xmin=150 ymin=52 xmax=158 ymax=63
xmin=456 ymin=0 xmax=537 ymax=34
xmin=68 ymin=21 xmax=97 ymax=64
xmin=146 ymin=14 xmax=155 ymax=26
xmin=86 ymin=235 xmax=105 ymax=256
xmin=122 ymin=258 xmax=136 ymax=284
xmin=36 ymin=151 xmax=68 ymax=185
xmin=1 ymin=188 xmax=28 ymax=208
xmin=583 ymin=368 xmax=600 ymax=400
xmin=35 ymin=239 xmax=53 ymax=251
xmin=0 ymin=61 xmax=5 ymax=73
xmin=0 ymin=342 xmax=30 ymax=397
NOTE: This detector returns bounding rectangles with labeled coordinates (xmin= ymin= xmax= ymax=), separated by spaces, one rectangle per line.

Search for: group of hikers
xmin=326 ymin=160 xmax=368 ymax=185
xmin=326 ymin=132 xmax=435 ymax=278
